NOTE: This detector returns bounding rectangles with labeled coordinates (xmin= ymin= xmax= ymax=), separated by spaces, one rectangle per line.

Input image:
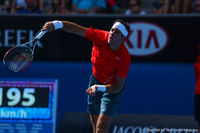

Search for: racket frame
xmin=3 ymin=40 xmax=36 ymax=72
xmin=3 ymin=31 xmax=46 ymax=72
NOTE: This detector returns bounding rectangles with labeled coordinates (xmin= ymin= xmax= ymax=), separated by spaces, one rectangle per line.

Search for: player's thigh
xmin=89 ymin=114 xmax=99 ymax=124
xmin=101 ymin=86 xmax=125 ymax=118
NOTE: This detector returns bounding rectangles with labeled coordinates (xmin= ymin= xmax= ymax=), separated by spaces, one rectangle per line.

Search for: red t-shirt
xmin=195 ymin=55 xmax=200 ymax=94
xmin=85 ymin=27 xmax=131 ymax=85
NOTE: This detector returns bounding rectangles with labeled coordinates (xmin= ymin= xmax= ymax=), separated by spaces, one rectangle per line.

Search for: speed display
xmin=0 ymin=87 xmax=49 ymax=107
xmin=0 ymin=78 xmax=58 ymax=133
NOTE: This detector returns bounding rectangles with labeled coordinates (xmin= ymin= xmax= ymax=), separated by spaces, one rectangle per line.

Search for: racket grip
xmin=36 ymin=31 xmax=47 ymax=40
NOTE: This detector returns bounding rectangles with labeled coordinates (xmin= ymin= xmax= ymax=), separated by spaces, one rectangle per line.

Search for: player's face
xmin=108 ymin=27 xmax=125 ymax=50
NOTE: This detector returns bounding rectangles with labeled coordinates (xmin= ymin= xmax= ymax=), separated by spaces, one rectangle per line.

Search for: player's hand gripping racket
xmin=3 ymin=31 xmax=47 ymax=72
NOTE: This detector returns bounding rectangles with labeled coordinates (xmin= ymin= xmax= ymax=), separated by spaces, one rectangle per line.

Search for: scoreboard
xmin=0 ymin=78 xmax=58 ymax=133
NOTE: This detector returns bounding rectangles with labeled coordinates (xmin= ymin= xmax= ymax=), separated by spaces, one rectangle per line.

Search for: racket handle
xmin=36 ymin=31 xmax=47 ymax=40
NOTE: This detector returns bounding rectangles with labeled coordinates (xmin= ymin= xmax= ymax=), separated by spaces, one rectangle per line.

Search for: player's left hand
xmin=86 ymin=85 xmax=97 ymax=96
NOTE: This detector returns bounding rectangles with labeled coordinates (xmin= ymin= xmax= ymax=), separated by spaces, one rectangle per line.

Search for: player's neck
xmin=109 ymin=43 xmax=121 ymax=51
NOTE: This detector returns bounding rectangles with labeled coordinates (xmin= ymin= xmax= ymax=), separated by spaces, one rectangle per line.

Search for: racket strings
xmin=4 ymin=46 xmax=33 ymax=72
xmin=9 ymin=53 xmax=32 ymax=71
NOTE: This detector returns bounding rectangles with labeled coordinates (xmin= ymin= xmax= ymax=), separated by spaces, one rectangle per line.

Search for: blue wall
xmin=0 ymin=62 xmax=196 ymax=131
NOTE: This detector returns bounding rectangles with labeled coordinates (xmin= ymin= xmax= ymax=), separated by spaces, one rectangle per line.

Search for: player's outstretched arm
xmin=41 ymin=20 xmax=88 ymax=37
xmin=61 ymin=21 xmax=88 ymax=37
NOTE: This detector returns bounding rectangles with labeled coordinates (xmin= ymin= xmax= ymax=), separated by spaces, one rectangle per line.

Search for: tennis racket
xmin=3 ymin=31 xmax=47 ymax=72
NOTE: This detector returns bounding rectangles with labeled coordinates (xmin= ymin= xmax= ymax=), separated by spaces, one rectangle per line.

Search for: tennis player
xmin=41 ymin=19 xmax=131 ymax=133
xmin=194 ymin=45 xmax=200 ymax=132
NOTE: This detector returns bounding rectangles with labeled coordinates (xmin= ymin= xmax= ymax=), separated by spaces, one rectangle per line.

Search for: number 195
xmin=0 ymin=88 xmax=36 ymax=107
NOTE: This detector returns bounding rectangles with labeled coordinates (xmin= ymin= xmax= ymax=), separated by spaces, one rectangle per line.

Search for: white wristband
xmin=52 ymin=20 xmax=63 ymax=30
xmin=96 ymin=85 xmax=106 ymax=92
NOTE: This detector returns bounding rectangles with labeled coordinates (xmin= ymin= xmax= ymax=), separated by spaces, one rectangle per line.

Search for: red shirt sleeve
xmin=85 ymin=27 xmax=108 ymax=46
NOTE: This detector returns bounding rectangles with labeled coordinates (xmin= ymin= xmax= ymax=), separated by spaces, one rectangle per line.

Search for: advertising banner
xmin=59 ymin=112 xmax=198 ymax=133
xmin=0 ymin=78 xmax=58 ymax=133
xmin=0 ymin=15 xmax=200 ymax=62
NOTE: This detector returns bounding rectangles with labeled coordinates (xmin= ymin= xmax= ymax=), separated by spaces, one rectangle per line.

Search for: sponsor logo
xmin=0 ymin=29 xmax=43 ymax=48
xmin=124 ymin=21 xmax=169 ymax=57
xmin=116 ymin=57 xmax=120 ymax=60
xmin=113 ymin=126 xmax=198 ymax=133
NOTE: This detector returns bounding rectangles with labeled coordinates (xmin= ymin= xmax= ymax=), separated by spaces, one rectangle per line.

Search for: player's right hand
xmin=41 ymin=22 xmax=55 ymax=32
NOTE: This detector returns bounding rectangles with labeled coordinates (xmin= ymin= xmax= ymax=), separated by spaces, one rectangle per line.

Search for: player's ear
xmin=121 ymin=36 xmax=126 ymax=42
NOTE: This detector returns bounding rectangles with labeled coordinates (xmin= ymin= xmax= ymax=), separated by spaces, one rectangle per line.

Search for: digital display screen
xmin=0 ymin=80 xmax=57 ymax=122
xmin=0 ymin=87 xmax=49 ymax=107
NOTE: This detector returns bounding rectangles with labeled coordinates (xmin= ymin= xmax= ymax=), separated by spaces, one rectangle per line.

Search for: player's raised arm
xmin=61 ymin=21 xmax=88 ymax=37
xmin=41 ymin=20 xmax=88 ymax=37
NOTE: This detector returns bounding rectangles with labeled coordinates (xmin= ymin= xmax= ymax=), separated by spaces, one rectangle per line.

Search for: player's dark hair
xmin=113 ymin=19 xmax=131 ymax=35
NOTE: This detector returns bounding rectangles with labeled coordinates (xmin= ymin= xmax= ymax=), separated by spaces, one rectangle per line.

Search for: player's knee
xmin=90 ymin=117 xmax=97 ymax=126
